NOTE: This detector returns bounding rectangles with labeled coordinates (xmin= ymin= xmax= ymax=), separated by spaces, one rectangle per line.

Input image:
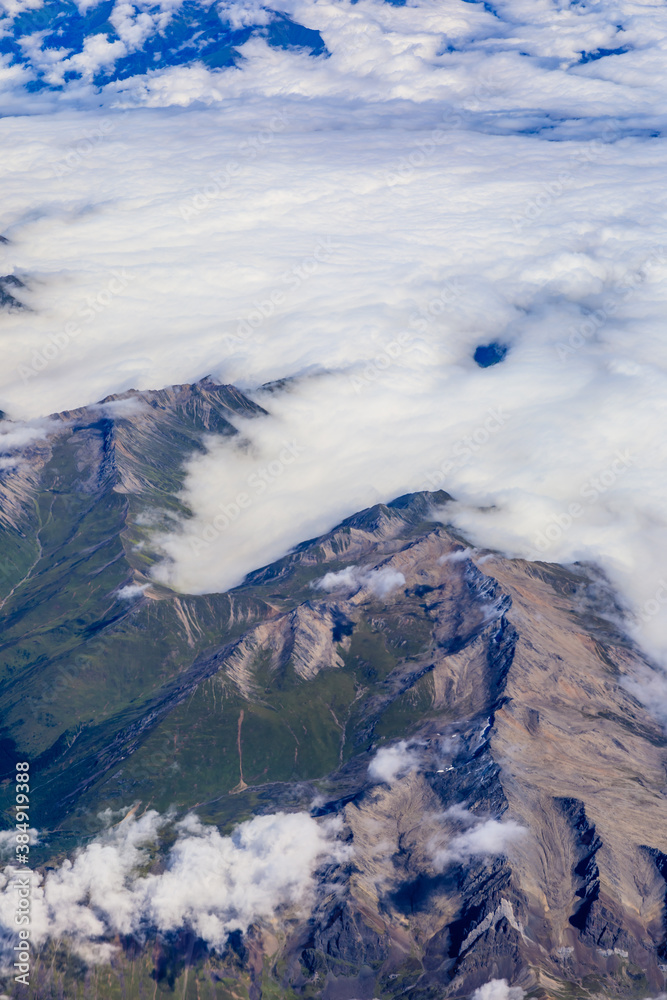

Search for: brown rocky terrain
xmin=0 ymin=380 xmax=666 ymax=999
xmin=242 ymin=503 xmax=667 ymax=1000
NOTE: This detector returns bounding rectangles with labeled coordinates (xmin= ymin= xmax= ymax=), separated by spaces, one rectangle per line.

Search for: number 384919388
xmin=14 ymin=762 xmax=30 ymax=864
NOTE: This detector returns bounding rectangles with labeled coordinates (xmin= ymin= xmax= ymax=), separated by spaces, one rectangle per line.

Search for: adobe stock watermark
xmin=385 ymin=78 xmax=496 ymax=187
xmin=421 ymin=406 xmax=510 ymax=490
xmin=409 ymin=277 xmax=465 ymax=335
xmin=51 ymin=120 xmax=114 ymax=179
xmin=637 ymin=580 xmax=667 ymax=623
xmin=224 ymin=236 xmax=339 ymax=354
xmin=555 ymin=246 xmax=667 ymax=361
xmin=349 ymin=333 xmax=416 ymax=393
xmin=530 ymin=450 xmax=632 ymax=555
xmin=385 ymin=111 xmax=461 ymax=187
xmin=189 ymin=440 xmax=305 ymax=555
xmin=512 ymin=122 xmax=622 ymax=233
xmin=16 ymin=269 xmax=135 ymax=384
xmin=179 ymin=111 xmax=289 ymax=221
xmin=350 ymin=278 xmax=465 ymax=394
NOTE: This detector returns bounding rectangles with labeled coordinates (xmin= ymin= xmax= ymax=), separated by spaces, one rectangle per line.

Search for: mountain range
xmin=0 ymin=379 xmax=666 ymax=999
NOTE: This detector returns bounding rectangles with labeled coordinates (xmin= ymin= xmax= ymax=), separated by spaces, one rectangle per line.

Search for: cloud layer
xmin=2 ymin=0 xmax=667 ymax=703
xmin=433 ymin=816 xmax=527 ymax=868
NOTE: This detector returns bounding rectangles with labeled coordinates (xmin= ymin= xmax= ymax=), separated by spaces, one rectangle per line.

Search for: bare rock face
xmin=221 ymin=601 xmax=351 ymax=695
xmin=227 ymin=496 xmax=667 ymax=998
xmin=1 ymin=380 xmax=666 ymax=999
xmin=281 ymin=540 xmax=667 ymax=1000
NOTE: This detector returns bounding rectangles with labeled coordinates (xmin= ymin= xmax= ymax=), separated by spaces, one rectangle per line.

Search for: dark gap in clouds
xmin=578 ymin=46 xmax=630 ymax=64
xmin=460 ymin=0 xmax=502 ymax=19
xmin=473 ymin=343 xmax=508 ymax=368
xmin=264 ymin=14 xmax=328 ymax=58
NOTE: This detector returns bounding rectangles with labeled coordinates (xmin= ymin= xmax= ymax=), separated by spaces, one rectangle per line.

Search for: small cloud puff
xmin=116 ymin=583 xmax=149 ymax=600
xmin=472 ymin=980 xmax=525 ymax=1000
xmin=368 ymin=740 xmax=420 ymax=784
xmin=217 ymin=0 xmax=274 ymax=30
xmin=438 ymin=548 xmax=472 ymax=564
xmin=313 ymin=564 xmax=405 ymax=599
xmin=433 ymin=810 xmax=526 ymax=868
xmin=0 ymin=829 xmax=39 ymax=859
xmin=92 ymin=397 xmax=148 ymax=418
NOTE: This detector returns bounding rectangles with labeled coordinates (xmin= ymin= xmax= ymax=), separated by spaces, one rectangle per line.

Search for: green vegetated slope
xmin=2 ymin=380 xmax=667 ymax=1000
xmin=0 ymin=380 xmax=455 ymax=850
xmin=0 ymin=380 xmax=269 ymax=842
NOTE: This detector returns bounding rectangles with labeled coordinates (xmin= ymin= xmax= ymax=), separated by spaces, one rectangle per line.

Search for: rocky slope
xmin=0 ymin=379 xmax=666 ymax=999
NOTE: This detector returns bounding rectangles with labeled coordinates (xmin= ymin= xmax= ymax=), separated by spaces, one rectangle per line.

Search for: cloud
xmin=92 ymin=397 xmax=148 ymax=418
xmin=0 ymin=0 xmax=43 ymax=17
xmin=109 ymin=3 xmax=170 ymax=52
xmin=217 ymin=0 xmax=274 ymax=30
xmin=75 ymin=0 xmax=107 ymax=11
xmin=432 ymin=811 xmax=527 ymax=868
xmin=472 ymin=980 xmax=525 ymax=1000
xmin=0 ymin=0 xmax=663 ymax=114
xmin=0 ymin=418 xmax=54 ymax=455
xmin=314 ymin=564 xmax=405 ymax=599
xmin=0 ymin=830 xmax=39 ymax=860
xmin=446 ymin=819 xmax=527 ymax=860
xmin=368 ymin=740 xmax=420 ymax=784
xmin=116 ymin=583 xmax=148 ymax=599
xmin=438 ymin=549 xmax=471 ymax=565
xmin=0 ymin=810 xmax=348 ymax=965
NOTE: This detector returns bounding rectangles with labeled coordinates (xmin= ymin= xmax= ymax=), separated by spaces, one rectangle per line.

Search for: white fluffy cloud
xmin=217 ymin=0 xmax=274 ymax=30
xmin=0 ymin=418 xmax=55 ymax=455
xmin=314 ymin=564 xmax=405 ymax=599
xmin=432 ymin=809 xmax=527 ymax=868
xmin=0 ymin=0 xmax=43 ymax=17
xmin=0 ymin=810 xmax=347 ymax=964
xmin=368 ymin=740 xmax=420 ymax=784
xmin=116 ymin=582 xmax=148 ymax=599
xmin=472 ymin=980 xmax=525 ymax=1000
xmin=444 ymin=818 xmax=527 ymax=862
xmin=109 ymin=3 xmax=171 ymax=52
xmin=0 ymin=830 xmax=39 ymax=859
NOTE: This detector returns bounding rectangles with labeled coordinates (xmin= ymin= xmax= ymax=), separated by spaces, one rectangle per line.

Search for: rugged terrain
xmin=0 ymin=379 xmax=666 ymax=999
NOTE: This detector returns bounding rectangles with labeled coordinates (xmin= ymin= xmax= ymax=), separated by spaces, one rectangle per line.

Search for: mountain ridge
xmin=0 ymin=379 xmax=665 ymax=999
